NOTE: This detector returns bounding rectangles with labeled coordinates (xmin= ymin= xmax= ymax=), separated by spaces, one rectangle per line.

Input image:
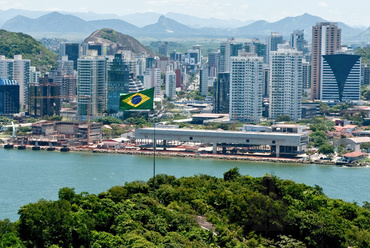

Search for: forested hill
xmin=0 ymin=29 xmax=57 ymax=73
xmin=1 ymin=168 xmax=370 ymax=247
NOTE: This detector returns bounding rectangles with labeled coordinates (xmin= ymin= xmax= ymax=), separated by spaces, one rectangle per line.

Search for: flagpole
xmin=153 ymin=121 xmax=156 ymax=190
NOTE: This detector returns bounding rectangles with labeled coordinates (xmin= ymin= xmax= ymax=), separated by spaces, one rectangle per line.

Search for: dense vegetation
xmin=0 ymin=29 xmax=57 ymax=72
xmin=1 ymin=169 xmax=370 ymax=247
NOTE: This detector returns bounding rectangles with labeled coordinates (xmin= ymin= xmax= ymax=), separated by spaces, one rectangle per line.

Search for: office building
xmin=59 ymin=43 xmax=80 ymax=70
xmin=321 ymin=54 xmax=361 ymax=102
xmin=213 ymin=73 xmax=230 ymax=114
xmin=229 ymin=55 xmax=263 ymax=122
xmin=143 ymin=68 xmax=161 ymax=97
xmin=159 ymin=42 xmax=168 ymax=57
xmin=0 ymin=78 xmax=19 ymax=115
xmin=290 ymin=30 xmax=305 ymax=52
xmin=77 ymin=56 xmax=107 ymax=117
xmin=106 ymin=54 xmax=130 ymax=113
xmin=269 ymin=46 xmax=303 ymax=121
xmin=311 ymin=22 xmax=341 ymax=100
xmin=28 ymin=76 xmax=60 ymax=117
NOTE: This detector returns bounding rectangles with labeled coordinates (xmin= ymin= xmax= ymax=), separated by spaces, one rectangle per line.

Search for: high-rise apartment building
xmin=266 ymin=32 xmax=284 ymax=64
xmin=77 ymin=56 xmax=107 ymax=117
xmin=199 ymin=68 xmax=208 ymax=97
xmin=229 ymin=55 xmax=263 ymax=122
xmin=144 ymin=68 xmax=161 ymax=97
xmin=269 ymin=46 xmax=303 ymax=121
xmin=321 ymin=54 xmax=361 ymax=102
xmin=311 ymin=22 xmax=341 ymax=100
xmin=165 ymin=70 xmax=176 ymax=99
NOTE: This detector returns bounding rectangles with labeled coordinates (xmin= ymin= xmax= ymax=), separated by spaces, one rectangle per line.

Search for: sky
xmin=0 ymin=0 xmax=369 ymax=27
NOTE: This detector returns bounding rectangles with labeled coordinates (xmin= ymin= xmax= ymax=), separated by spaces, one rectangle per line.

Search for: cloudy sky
xmin=0 ymin=0 xmax=369 ymax=27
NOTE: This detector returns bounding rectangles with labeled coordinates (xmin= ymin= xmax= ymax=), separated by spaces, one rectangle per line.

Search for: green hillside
xmin=2 ymin=169 xmax=370 ymax=247
xmin=0 ymin=29 xmax=57 ymax=73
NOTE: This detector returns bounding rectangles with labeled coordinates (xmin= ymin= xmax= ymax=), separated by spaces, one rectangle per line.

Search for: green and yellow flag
xmin=119 ymin=87 xmax=154 ymax=110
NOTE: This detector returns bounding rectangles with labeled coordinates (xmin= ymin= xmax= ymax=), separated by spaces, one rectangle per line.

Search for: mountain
xmin=235 ymin=13 xmax=364 ymax=40
xmin=140 ymin=15 xmax=197 ymax=38
xmin=121 ymin=12 xmax=163 ymax=28
xmin=235 ymin=13 xmax=325 ymax=38
xmin=165 ymin=12 xmax=254 ymax=29
xmin=83 ymin=28 xmax=154 ymax=56
xmin=0 ymin=29 xmax=57 ymax=72
xmin=0 ymin=9 xmax=48 ymax=27
xmin=2 ymin=12 xmax=140 ymax=37
xmin=1 ymin=11 xmax=366 ymax=41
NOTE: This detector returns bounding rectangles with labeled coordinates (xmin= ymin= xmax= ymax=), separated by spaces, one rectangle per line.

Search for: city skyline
xmin=0 ymin=0 xmax=370 ymax=27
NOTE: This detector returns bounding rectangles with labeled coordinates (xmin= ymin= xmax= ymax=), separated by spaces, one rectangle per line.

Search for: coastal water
xmin=1 ymin=148 xmax=369 ymax=221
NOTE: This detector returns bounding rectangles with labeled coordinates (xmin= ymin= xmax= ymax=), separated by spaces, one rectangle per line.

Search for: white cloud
xmin=318 ymin=2 xmax=328 ymax=7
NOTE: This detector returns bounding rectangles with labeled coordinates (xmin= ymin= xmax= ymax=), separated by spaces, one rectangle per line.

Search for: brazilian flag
xmin=119 ymin=87 xmax=154 ymax=110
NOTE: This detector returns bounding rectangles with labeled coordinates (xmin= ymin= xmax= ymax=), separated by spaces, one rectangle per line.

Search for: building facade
xmin=213 ymin=72 xmax=230 ymax=114
xmin=77 ymin=56 xmax=107 ymax=117
xmin=311 ymin=22 xmax=341 ymax=100
xmin=269 ymin=46 xmax=303 ymax=121
xmin=229 ymin=56 xmax=263 ymax=122
xmin=321 ymin=54 xmax=361 ymax=102
xmin=0 ymin=78 xmax=19 ymax=115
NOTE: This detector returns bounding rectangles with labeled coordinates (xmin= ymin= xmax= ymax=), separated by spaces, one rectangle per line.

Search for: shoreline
xmin=0 ymin=143 xmax=337 ymax=165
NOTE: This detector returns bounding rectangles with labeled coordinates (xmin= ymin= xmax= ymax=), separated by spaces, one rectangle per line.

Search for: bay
xmin=0 ymin=148 xmax=369 ymax=221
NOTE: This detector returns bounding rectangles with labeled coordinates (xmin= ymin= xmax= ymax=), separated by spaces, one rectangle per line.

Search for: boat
xmin=4 ymin=143 xmax=14 ymax=149
xmin=32 ymin=141 xmax=40 ymax=151
xmin=47 ymin=143 xmax=55 ymax=151
xmin=60 ymin=145 xmax=70 ymax=152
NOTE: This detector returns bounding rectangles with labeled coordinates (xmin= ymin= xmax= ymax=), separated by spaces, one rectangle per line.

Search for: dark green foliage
xmin=94 ymin=116 xmax=123 ymax=125
xmin=2 ymin=169 xmax=370 ymax=247
xmin=0 ymin=29 xmax=57 ymax=72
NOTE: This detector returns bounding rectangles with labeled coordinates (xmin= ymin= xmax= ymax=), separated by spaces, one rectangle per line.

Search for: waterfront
xmin=1 ymin=148 xmax=370 ymax=221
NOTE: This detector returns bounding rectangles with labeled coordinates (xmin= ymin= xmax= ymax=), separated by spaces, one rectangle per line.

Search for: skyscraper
xmin=0 ymin=78 xmax=19 ymax=115
xmin=107 ymin=54 xmax=130 ymax=113
xmin=229 ymin=55 xmax=263 ymax=122
xmin=269 ymin=45 xmax=303 ymax=121
xmin=311 ymin=22 xmax=341 ymax=100
xmin=59 ymin=43 xmax=81 ymax=70
xmin=290 ymin=30 xmax=305 ymax=52
xmin=199 ymin=68 xmax=208 ymax=97
xmin=165 ymin=70 xmax=176 ymax=99
xmin=266 ymin=32 xmax=284 ymax=64
xmin=77 ymin=56 xmax=107 ymax=117
xmin=213 ymin=73 xmax=230 ymax=114
xmin=321 ymin=54 xmax=361 ymax=102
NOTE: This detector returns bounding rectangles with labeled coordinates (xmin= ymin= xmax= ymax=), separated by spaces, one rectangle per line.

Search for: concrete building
xmin=0 ymin=55 xmax=30 ymax=109
xmin=28 ymin=76 xmax=60 ymax=118
xmin=0 ymin=78 xmax=19 ymax=115
xmin=77 ymin=56 xmax=107 ymax=117
xmin=229 ymin=55 xmax=263 ymax=122
xmin=143 ymin=68 xmax=161 ymax=98
xmin=159 ymin=42 xmax=168 ymax=57
xmin=290 ymin=30 xmax=305 ymax=52
xmin=165 ymin=70 xmax=176 ymax=99
xmin=59 ymin=43 xmax=81 ymax=70
xmin=321 ymin=54 xmax=361 ymax=102
xmin=208 ymin=52 xmax=219 ymax=77
xmin=199 ymin=68 xmax=208 ymax=97
xmin=107 ymin=54 xmax=130 ymax=113
xmin=266 ymin=32 xmax=284 ymax=64
xmin=30 ymin=66 xmax=41 ymax=84
xmin=213 ymin=72 xmax=230 ymax=114
xmin=135 ymin=124 xmax=309 ymax=157
xmin=311 ymin=22 xmax=341 ymax=100
xmin=269 ymin=45 xmax=303 ymax=121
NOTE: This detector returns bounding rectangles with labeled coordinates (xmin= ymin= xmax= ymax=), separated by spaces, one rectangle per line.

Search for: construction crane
xmin=29 ymin=95 xmax=92 ymax=144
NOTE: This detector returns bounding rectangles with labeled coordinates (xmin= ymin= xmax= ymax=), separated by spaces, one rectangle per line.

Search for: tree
xmin=318 ymin=143 xmax=334 ymax=157
xmin=276 ymin=115 xmax=290 ymax=122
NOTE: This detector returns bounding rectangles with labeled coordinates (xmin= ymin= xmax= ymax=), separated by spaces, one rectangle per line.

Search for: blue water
xmin=0 ymin=148 xmax=369 ymax=221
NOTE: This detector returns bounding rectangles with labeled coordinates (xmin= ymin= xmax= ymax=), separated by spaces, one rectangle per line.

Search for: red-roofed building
xmin=341 ymin=151 xmax=366 ymax=163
